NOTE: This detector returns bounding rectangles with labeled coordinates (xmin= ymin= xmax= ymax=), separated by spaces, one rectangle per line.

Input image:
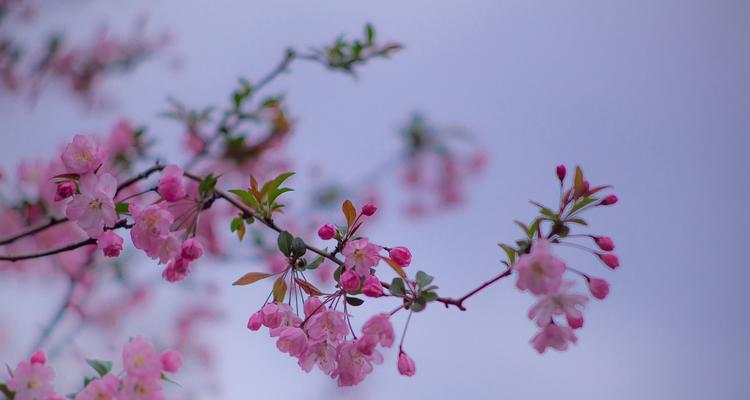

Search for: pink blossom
xmin=340 ymin=270 xmax=361 ymax=292
xmin=118 ymin=376 xmax=164 ymax=400
xmin=342 ymin=239 xmax=381 ymax=275
xmin=298 ymin=342 xmax=337 ymax=375
xmin=122 ymin=336 xmax=161 ymax=379
xmin=306 ymin=310 xmax=348 ymax=344
xmin=61 ymin=134 xmax=107 ymax=174
xmin=158 ymin=165 xmax=186 ymax=202
xmin=160 ymin=349 xmax=182 ymax=373
xmin=303 ymin=296 xmax=324 ymax=318
xmin=54 ymin=182 xmax=76 ymax=201
xmin=162 ymin=256 xmax=190 ymax=283
xmin=528 ymin=281 xmax=588 ymax=328
xmin=362 ymin=275 xmax=383 ymax=297
xmin=74 ymin=373 xmax=118 ymax=400
xmin=276 ymin=327 xmax=308 ymax=357
xmin=531 ymin=324 xmax=578 ymax=354
xmin=588 ymin=277 xmax=610 ymax=300
xmin=108 ymin=119 xmax=134 ymax=156
xmin=598 ymin=253 xmax=620 ymax=269
xmin=594 ymin=236 xmax=615 ymax=251
xmin=29 ymin=350 xmax=46 ymax=365
xmin=514 ymin=239 xmax=566 ymax=295
xmin=247 ymin=311 xmax=263 ymax=331
xmin=361 ymin=313 xmax=394 ymax=347
xmin=6 ymin=359 xmax=56 ymax=400
xmin=362 ymin=203 xmax=377 ymax=216
xmin=334 ymin=339 xmax=383 ymax=387
xmin=388 ymin=246 xmax=412 ymax=267
xmin=261 ymin=303 xmax=283 ymax=329
xmin=317 ymin=224 xmax=336 ymax=240
xmin=269 ymin=304 xmax=302 ymax=337
xmin=65 ymin=173 xmax=117 ymax=238
xmin=397 ymin=352 xmax=416 ymax=377
xmin=151 ymin=233 xmax=180 ymax=265
xmin=98 ymin=231 xmax=124 ymax=257
xmin=180 ymin=238 xmax=204 ymax=261
xmin=130 ymin=204 xmax=173 ymax=250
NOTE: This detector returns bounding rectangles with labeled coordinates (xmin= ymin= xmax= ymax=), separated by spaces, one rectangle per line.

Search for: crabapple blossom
xmin=162 ymin=256 xmax=190 ymax=283
xmin=276 ymin=327 xmax=308 ymax=357
xmin=362 ymin=275 xmax=384 ymax=297
xmin=306 ymin=310 xmax=348 ymax=343
xmin=122 ymin=336 xmax=162 ymax=379
xmin=298 ymin=342 xmax=337 ymax=374
xmin=588 ymin=277 xmax=610 ymax=300
xmin=361 ymin=313 xmax=395 ymax=348
xmin=531 ymin=324 xmax=578 ymax=354
xmin=6 ymin=355 xmax=56 ymax=400
xmin=397 ymin=351 xmax=416 ymax=377
xmin=119 ymin=376 xmax=164 ymax=400
xmin=158 ymin=164 xmax=187 ymax=202
xmin=29 ymin=350 xmax=46 ymax=365
xmin=598 ymin=253 xmax=620 ymax=269
xmin=342 ymin=238 xmax=381 ymax=275
xmin=260 ymin=303 xmax=283 ymax=329
xmin=180 ymin=238 xmax=204 ymax=261
xmin=514 ymin=239 xmax=566 ymax=295
xmin=65 ymin=173 xmax=118 ymax=238
xmin=317 ymin=224 xmax=336 ymax=240
xmin=388 ymin=246 xmax=412 ymax=267
xmin=247 ymin=311 xmax=263 ymax=331
xmin=594 ymin=236 xmax=615 ymax=251
xmin=74 ymin=374 xmax=118 ymax=400
xmin=54 ymin=181 xmax=76 ymax=201
xmin=98 ymin=230 xmax=124 ymax=257
xmin=160 ymin=349 xmax=182 ymax=373
xmin=340 ymin=269 xmax=361 ymax=292
xmin=528 ymin=281 xmax=588 ymax=328
xmin=303 ymin=296 xmax=325 ymax=318
xmin=333 ymin=339 xmax=383 ymax=387
xmin=61 ymin=134 xmax=107 ymax=174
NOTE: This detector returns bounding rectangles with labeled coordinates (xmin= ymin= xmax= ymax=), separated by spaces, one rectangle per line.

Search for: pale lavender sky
xmin=1 ymin=1 xmax=749 ymax=399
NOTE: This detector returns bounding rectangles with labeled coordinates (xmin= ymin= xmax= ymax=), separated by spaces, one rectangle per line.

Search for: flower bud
xmin=566 ymin=314 xmax=584 ymax=329
xmin=397 ymin=352 xmax=416 ymax=377
xmin=317 ymin=224 xmax=336 ymax=240
xmin=593 ymin=236 xmax=615 ymax=251
xmin=389 ymin=246 xmax=412 ymax=267
xmin=362 ymin=203 xmax=378 ymax=216
xmin=181 ymin=238 xmax=204 ymax=261
xmin=597 ymin=253 xmax=620 ymax=269
xmin=362 ymin=275 xmax=384 ymax=297
xmin=247 ymin=311 xmax=263 ymax=331
xmin=160 ymin=349 xmax=183 ymax=373
xmin=600 ymin=194 xmax=618 ymax=206
xmin=54 ymin=181 xmax=76 ymax=201
xmin=98 ymin=231 xmax=124 ymax=258
xmin=588 ymin=277 xmax=610 ymax=300
xmin=340 ymin=270 xmax=361 ymax=292
xmin=30 ymin=350 xmax=46 ymax=365
xmin=556 ymin=164 xmax=566 ymax=181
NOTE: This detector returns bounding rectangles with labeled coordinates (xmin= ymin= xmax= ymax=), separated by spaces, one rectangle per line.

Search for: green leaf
xmin=420 ymin=290 xmax=438 ymax=302
xmin=514 ymin=220 xmax=530 ymax=235
xmin=291 ymin=237 xmax=307 ymax=257
xmin=416 ymin=271 xmax=434 ymax=289
xmin=389 ymin=277 xmax=406 ymax=297
xmin=115 ymin=202 xmax=130 ymax=215
xmin=410 ymin=297 xmax=427 ymax=312
xmin=277 ymin=231 xmax=293 ymax=256
xmin=228 ymin=189 xmax=260 ymax=209
xmin=199 ymin=174 xmax=219 ymax=196
xmin=498 ymin=243 xmax=516 ymax=264
xmin=366 ymin=23 xmax=375 ymax=44
xmin=86 ymin=359 xmax=112 ymax=377
xmin=345 ymin=296 xmax=364 ymax=306
xmin=232 ymin=272 xmax=271 ymax=286
xmin=306 ymin=255 xmax=325 ymax=270
xmin=569 ymin=197 xmax=597 ymax=215
xmin=0 ymin=383 xmax=15 ymax=399
xmin=566 ymin=217 xmax=588 ymax=226
xmin=268 ymin=187 xmax=294 ymax=204
xmin=333 ymin=265 xmax=344 ymax=282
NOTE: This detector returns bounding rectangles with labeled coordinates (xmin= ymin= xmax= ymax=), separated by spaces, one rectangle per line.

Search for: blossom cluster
xmin=1 ymin=338 xmax=181 ymax=400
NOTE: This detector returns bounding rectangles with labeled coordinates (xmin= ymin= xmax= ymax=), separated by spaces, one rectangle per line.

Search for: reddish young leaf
xmin=232 ymin=272 xmax=271 ymax=286
xmin=342 ymin=200 xmax=357 ymax=227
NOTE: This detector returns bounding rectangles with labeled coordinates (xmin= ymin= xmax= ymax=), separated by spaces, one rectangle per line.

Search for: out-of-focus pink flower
xmin=247 ymin=311 xmax=263 ymax=331
xmin=597 ymin=253 xmax=620 ymax=269
xmin=98 ymin=230 xmax=124 ymax=257
xmin=342 ymin=239 xmax=381 ymax=275
xmin=531 ymin=324 xmax=577 ymax=354
xmin=180 ymin=238 xmax=204 ymax=261
xmin=65 ymin=173 xmax=117 ymax=238
xmin=130 ymin=204 xmax=177 ymax=263
xmin=299 ymin=342 xmax=337 ymax=374
xmin=276 ymin=327 xmax=308 ymax=357
xmin=74 ymin=373 xmax=118 ymax=400
xmin=594 ymin=236 xmax=615 ymax=251
xmin=361 ymin=313 xmax=394 ymax=348
xmin=108 ymin=119 xmax=134 ymax=156
xmin=317 ymin=224 xmax=336 ymax=240
xmin=54 ymin=181 xmax=76 ymax=201
xmin=29 ymin=349 xmax=46 ymax=365
xmin=362 ymin=203 xmax=377 ymax=216
xmin=306 ymin=310 xmax=347 ymax=344
xmin=119 ymin=375 xmax=164 ymax=400
xmin=162 ymin=256 xmax=190 ymax=282
xmin=588 ymin=277 xmax=610 ymax=300
xmin=397 ymin=352 xmax=416 ymax=377
xmin=6 ymin=359 xmax=56 ymax=400
xmin=362 ymin=275 xmax=384 ymax=297
xmin=514 ymin=239 xmax=566 ymax=295
xmin=388 ymin=246 xmax=412 ymax=267
xmin=158 ymin=164 xmax=187 ymax=202
xmin=340 ymin=270 xmax=360 ymax=292
xmin=528 ymin=281 xmax=588 ymax=328
xmin=160 ymin=349 xmax=182 ymax=373
xmin=61 ymin=134 xmax=107 ymax=175
xmin=122 ymin=336 xmax=161 ymax=379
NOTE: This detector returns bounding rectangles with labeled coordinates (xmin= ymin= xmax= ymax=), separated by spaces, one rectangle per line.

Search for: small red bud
xmin=597 ymin=253 xmax=620 ymax=269
xmin=362 ymin=203 xmax=377 ymax=216
xmin=600 ymin=194 xmax=618 ymax=206
xmin=593 ymin=236 xmax=615 ymax=251
xmin=556 ymin=164 xmax=566 ymax=182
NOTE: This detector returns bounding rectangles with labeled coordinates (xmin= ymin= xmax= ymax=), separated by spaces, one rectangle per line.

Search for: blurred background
xmin=1 ymin=0 xmax=749 ymax=399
